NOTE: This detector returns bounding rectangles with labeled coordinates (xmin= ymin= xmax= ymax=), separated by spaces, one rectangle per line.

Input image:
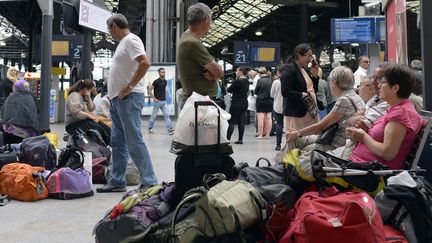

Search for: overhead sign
xmin=233 ymin=41 xmax=281 ymax=67
xmin=79 ymin=0 xmax=112 ymax=33
xmin=35 ymin=35 xmax=83 ymax=62
xmin=51 ymin=67 xmax=67 ymax=75
xmin=330 ymin=17 xmax=385 ymax=44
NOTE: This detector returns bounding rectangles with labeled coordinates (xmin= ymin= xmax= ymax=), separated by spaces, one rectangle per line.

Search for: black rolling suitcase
xmin=173 ymin=101 xmax=235 ymax=202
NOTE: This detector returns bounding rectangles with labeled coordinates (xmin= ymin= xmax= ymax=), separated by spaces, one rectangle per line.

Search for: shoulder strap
xmin=345 ymin=96 xmax=358 ymax=112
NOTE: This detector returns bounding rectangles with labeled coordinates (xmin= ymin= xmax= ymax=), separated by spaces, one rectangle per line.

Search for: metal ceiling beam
xmin=265 ymin=0 xmax=338 ymax=8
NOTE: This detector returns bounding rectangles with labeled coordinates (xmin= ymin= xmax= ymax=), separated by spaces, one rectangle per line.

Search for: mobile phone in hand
xmin=311 ymin=59 xmax=317 ymax=67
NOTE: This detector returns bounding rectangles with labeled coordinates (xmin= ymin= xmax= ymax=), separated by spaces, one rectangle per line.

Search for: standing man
xmin=97 ymin=14 xmax=157 ymax=193
xmin=176 ymin=3 xmax=223 ymax=109
xmin=147 ymin=67 xmax=174 ymax=135
xmin=353 ymin=56 xmax=370 ymax=89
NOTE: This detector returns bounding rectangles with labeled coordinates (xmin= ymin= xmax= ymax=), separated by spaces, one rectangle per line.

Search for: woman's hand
xmin=346 ymin=127 xmax=366 ymax=143
xmin=354 ymin=119 xmax=369 ymax=133
xmin=285 ymin=128 xmax=299 ymax=142
xmin=90 ymin=113 xmax=99 ymax=123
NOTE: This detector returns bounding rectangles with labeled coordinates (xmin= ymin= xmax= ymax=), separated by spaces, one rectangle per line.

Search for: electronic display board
xmin=331 ymin=17 xmax=385 ymax=44
xmin=233 ymin=41 xmax=280 ymax=66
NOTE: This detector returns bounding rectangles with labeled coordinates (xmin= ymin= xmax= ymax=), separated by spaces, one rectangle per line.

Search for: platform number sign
xmin=235 ymin=50 xmax=247 ymax=64
xmin=233 ymin=41 xmax=280 ymax=67
xmin=74 ymin=45 xmax=82 ymax=59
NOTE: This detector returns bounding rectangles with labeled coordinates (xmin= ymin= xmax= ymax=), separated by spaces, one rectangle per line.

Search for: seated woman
xmin=347 ymin=64 xmax=424 ymax=169
xmin=0 ymin=79 xmax=39 ymax=144
xmin=65 ymin=79 xmax=111 ymax=145
xmin=285 ymin=66 xmax=365 ymax=151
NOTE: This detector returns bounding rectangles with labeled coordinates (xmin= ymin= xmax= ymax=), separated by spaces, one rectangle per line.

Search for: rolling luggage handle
xmin=193 ymin=101 xmax=222 ymax=167
xmin=194 ymin=101 xmax=221 ymax=154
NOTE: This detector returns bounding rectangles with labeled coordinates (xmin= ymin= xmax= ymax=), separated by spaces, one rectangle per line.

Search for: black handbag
xmin=316 ymin=123 xmax=338 ymax=145
xmin=316 ymin=96 xmax=358 ymax=145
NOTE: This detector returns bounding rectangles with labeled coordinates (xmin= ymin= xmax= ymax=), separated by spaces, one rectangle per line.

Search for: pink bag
xmin=46 ymin=167 xmax=94 ymax=200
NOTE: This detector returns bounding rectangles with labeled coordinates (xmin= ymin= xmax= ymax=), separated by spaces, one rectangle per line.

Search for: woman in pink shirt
xmin=347 ymin=64 xmax=424 ymax=169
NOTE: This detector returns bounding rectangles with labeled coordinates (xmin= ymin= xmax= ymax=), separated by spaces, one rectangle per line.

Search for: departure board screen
xmin=233 ymin=41 xmax=280 ymax=66
xmin=331 ymin=18 xmax=376 ymax=44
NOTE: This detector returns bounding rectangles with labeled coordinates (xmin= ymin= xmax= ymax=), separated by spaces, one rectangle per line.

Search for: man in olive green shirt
xmin=176 ymin=3 xmax=223 ymax=109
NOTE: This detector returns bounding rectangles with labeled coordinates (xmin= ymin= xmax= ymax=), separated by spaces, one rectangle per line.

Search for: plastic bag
xmin=170 ymin=92 xmax=232 ymax=154
xmin=247 ymin=94 xmax=256 ymax=112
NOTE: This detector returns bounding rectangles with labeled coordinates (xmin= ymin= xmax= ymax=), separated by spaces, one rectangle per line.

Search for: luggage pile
xmin=0 ymin=133 xmax=96 ymax=203
xmin=91 ymin=99 xmax=431 ymax=243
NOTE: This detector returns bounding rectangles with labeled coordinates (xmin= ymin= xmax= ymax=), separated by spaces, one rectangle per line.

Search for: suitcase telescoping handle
xmin=194 ymin=101 xmax=221 ymax=154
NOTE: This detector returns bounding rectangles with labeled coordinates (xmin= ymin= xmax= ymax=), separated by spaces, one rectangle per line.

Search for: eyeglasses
xmin=303 ymin=54 xmax=313 ymax=59
xmin=362 ymin=61 xmax=371 ymax=64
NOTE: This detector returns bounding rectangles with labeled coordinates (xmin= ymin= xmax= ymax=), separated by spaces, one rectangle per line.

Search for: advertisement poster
xmin=386 ymin=0 xmax=407 ymax=64
xmin=141 ymin=63 xmax=176 ymax=116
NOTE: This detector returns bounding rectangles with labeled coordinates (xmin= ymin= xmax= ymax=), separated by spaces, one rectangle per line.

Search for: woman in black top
xmin=255 ymin=67 xmax=273 ymax=139
xmin=280 ymin=43 xmax=320 ymax=130
xmin=227 ymin=66 xmax=249 ymax=144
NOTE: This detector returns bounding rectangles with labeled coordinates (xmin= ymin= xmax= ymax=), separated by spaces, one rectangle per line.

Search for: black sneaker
xmin=139 ymin=184 xmax=156 ymax=192
xmin=168 ymin=130 xmax=174 ymax=135
xmin=96 ymin=184 xmax=127 ymax=193
xmin=234 ymin=141 xmax=243 ymax=144
xmin=275 ymin=144 xmax=281 ymax=151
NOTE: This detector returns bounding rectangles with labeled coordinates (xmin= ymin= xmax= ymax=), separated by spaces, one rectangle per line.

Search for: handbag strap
xmin=345 ymin=96 xmax=358 ymax=112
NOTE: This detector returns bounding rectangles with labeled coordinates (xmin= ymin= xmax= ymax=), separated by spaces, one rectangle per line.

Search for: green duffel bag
xmin=189 ymin=173 xmax=267 ymax=237
xmin=106 ymin=157 xmax=140 ymax=186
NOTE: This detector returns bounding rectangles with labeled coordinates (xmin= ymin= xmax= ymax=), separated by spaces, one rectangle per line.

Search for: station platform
xmin=0 ymin=117 xmax=277 ymax=243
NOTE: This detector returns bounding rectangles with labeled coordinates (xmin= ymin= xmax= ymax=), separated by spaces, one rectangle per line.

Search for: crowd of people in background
xmin=220 ymin=43 xmax=425 ymax=157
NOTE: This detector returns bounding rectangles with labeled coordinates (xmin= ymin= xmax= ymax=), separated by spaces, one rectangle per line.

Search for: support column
xmin=421 ymin=0 xmax=432 ymax=111
xmin=81 ymin=29 xmax=92 ymax=79
xmin=146 ymin=0 xmax=154 ymax=61
xmin=299 ymin=4 xmax=308 ymax=43
xmin=37 ymin=0 xmax=53 ymax=131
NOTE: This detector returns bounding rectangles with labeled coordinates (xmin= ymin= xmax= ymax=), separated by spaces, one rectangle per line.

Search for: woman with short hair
xmin=285 ymin=66 xmax=365 ymax=151
xmin=347 ymin=64 xmax=424 ymax=169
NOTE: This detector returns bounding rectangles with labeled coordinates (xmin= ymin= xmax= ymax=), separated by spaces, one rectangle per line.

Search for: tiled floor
xmin=0 ymin=117 xmax=280 ymax=243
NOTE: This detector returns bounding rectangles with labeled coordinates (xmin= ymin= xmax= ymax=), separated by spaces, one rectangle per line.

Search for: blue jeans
xmin=148 ymin=100 xmax=173 ymax=132
xmin=108 ymin=93 xmax=157 ymax=187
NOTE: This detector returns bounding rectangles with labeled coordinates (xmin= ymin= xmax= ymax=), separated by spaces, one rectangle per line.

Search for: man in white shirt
xmin=353 ymin=56 xmax=370 ymax=89
xmin=97 ymin=14 xmax=157 ymax=193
